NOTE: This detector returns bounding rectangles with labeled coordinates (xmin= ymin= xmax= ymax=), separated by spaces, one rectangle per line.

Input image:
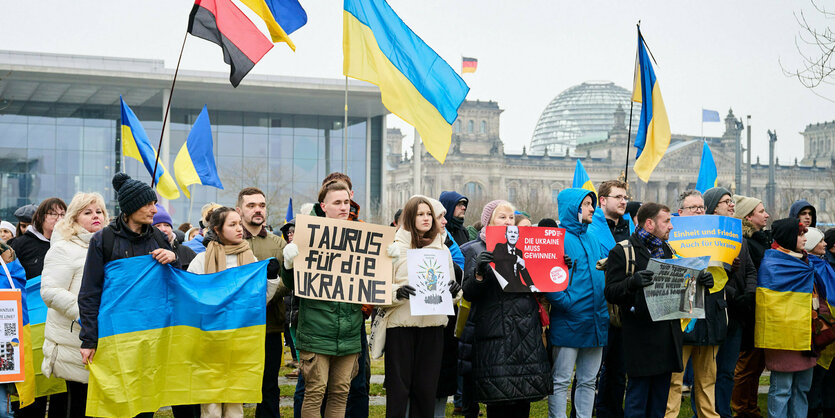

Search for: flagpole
xmin=151 ymin=30 xmax=188 ymax=188
xmin=624 ymin=22 xmax=640 ymax=185
xmin=187 ymin=185 xmax=195 ymax=224
xmin=344 ymin=76 xmax=348 ymax=174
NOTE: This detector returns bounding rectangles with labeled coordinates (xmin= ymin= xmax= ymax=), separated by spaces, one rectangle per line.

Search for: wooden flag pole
xmin=151 ymin=31 xmax=188 ymax=188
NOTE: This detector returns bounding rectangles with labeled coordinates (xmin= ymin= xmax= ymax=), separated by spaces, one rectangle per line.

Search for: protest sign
xmin=643 ymin=256 xmax=710 ymax=321
xmin=668 ymin=215 xmax=742 ymax=266
xmin=486 ymin=226 xmax=568 ymax=293
xmin=407 ymin=249 xmax=454 ymax=316
xmin=293 ymin=214 xmax=395 ymax=305
xmin=0 ymin=290 xmax=24 ymax=382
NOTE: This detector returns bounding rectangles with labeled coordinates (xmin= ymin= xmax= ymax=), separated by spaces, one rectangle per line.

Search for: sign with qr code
xmin=0 ymin=290 xmax=23 ymax=382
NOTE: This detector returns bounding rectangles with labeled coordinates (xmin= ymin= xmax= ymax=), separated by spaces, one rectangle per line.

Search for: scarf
xmin=448 ymin=216 xmax=465 ymax=231
xmin=204 ymin=240 xmax=256 ymax=274
xmin=636 ymin=226 xmax=665 ymax=258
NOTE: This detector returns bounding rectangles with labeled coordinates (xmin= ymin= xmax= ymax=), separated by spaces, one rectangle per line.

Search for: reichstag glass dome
xmin=530 ymin=81 xmax=641 ymax=155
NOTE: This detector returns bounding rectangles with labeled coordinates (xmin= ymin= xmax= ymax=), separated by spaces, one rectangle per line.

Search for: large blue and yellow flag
xmin=695 ymin=141 xmax=718 ymax=193
xmin=24 ymin=277 xmax=67 ymax=398
xmin=120 ymin=97 xmax=180 ymax=200
xmin=239 ymin=0 xmax=307 ymax=50
xmin=343 ymin=0 xmax=469 ymax=164
xmin=86 ymin=255 xmax=269 ymax=417
xmin=0 ymin=259 xmax=35 ymax=406
xmin=754 ymin=249 xmax=815 ymax=351
xmin=572 ymin=159 xmax=596 ymax=194
xmin=631 ymin=29 xmax=671 ymax=182
xmin=173 ymin=106 xmax=224 ymax=199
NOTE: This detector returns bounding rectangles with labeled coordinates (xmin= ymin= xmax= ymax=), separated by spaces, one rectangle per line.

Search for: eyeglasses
xmin=682 ymin=206 xmax=706 ymax=212
xmin=717 ymin=198 xmax=734 ymax=206
xmin=46 ymin=211 xmax=66 ymax=219
xmin=602 ymin=195 xmax=630 ymax=201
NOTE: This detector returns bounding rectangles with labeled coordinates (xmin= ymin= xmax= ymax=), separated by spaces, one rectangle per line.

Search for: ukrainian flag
xmin=285 ymin=198 xmax=293 ymax=223
xmin=120 ymin=97 xmax=180 ymax=200
xmin=572 ymin=159 xmax=596 ymax=194
xmin=343 ymin=0 xmax=469 ymax=164
xmin=631 ymin=29 xmax=671 ymax=182
xmin=173 ymin=106 xmax=224 ymax=199
xmin=86 ymin=256 xmax=269 ymax=417
xmin=754 ymin=249 xmax=815 ymax=351
xmin=239 ymin=0 xmax=307 ymax=50
xmin=695 ymin=141 xmax=718 ymax=193
xmin=24 ymin=277 xmax=66 ymax=398
xmin=0 ymin=259 xmax=35 ymax=406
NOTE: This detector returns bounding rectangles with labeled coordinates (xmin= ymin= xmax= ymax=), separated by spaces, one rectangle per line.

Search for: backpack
xmin=101 ymin=225 xmax=170 ymax=264
xmin=595 ymin=239 xmax=635 ymax=328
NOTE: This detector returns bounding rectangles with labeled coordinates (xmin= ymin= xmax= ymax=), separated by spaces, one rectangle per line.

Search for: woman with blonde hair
xmin=41 ymin=192 xmax=108 ymax=417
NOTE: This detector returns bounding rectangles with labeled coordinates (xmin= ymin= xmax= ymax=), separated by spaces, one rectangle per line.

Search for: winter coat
xmin=587 ymin=207 xmax=634 ymax=257
xmin=384 ymin=228 xmax=455 ymax=328
xmin=547 ymin=188 xmax=609 ymax=348
xmin=741 ymin=223 xmax=771 ymax=350
xmin=172 ymin=240 xmax=196 ymax=271
xmin=437 ymin=261 xmax=463 ymax=398
xmin=827 ymin=251 xmax=835 ymax=270
xmin=604 ymin=232 xmax=684 ymax=377
xmin=244 ymin=227 xmax=289 ymax=333
xmin=78 ymin=216 xmax=178 ymax=348
xmin=188 ymin=251 xmax=281 ymax=303
xmin=183 ymin=233 xmax=205 ymax=254
xmin=460 ymin=238 xmax=552 ymax=403
xmin=10 ymin=227 xmax=51 ymax=279
xmin=445 ymin=232 xmax=465 ymax=268
xmin=789 ymin=199 xmax=816 ymax=227
xmin=725 ymin=240 xmax=757 ymax=332
xmin=40 ymin=229 xmax=91 ymax=383
xmin=439 ymin=191 xmax=470 ymax=246
xmin=682 ymin=285 xmax=727 ymax=346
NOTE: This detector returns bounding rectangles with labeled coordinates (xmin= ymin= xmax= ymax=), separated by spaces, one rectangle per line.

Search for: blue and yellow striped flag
xmin=343 ymin=0 xmax=469 ymax=164
xmin=24 ymin=277 xmax=67 ymax=398
xmin=120 ymin=97 xmax=180 ymax=200
xmin=631 ymin=29 xmax=671 ymax=182
xmin=695 ymin=141 xmax=718 ymax=193
xmin=239 ymin=0 xmax=307 ymax=50
xmin=0 ymin=259 xmax=35 ymax=406
xmin=173 ymin=106 xmax=223 ymax=199
xmin=86 ymin=255 xmax=270 ymax=417
xmin=572 ymin=159 xmax=596 ymax=194
xmin=754 ymin=249 xmax=815 ymax=351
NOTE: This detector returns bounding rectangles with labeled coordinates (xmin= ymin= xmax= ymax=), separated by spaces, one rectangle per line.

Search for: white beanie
xmin=805 ymin=227 xmax=825 ymax=252
xmin=0 ymin=221 xmax=15 ymax=238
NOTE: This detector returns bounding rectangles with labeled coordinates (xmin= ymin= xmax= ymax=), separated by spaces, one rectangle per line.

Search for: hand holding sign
xmin=407 ymin=249 xmax=454 ymax=316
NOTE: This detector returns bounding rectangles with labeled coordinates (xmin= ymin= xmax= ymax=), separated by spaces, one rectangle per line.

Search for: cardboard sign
xmin=293 ymin=214 xmax=395 ymax=305
xmin=668 ymin=215 xmax=743 ymax=266
xmin=407 ymin=249 xmax=454 ymax=316
xmin=0 ymin=290 xmax=24 ymax=382
xmin=486 ymin=226 xmax=568 ymax=293
xmin=643 ymin=257 xmax=710 ymax=321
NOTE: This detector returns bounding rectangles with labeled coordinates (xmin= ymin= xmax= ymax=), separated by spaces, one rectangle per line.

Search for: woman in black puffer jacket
xmin=459 ymin=200 xmax=552 ymax=417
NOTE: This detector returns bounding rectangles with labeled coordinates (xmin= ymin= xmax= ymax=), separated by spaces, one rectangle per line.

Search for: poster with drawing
xmin=486 ymin=226 xmax=568 ymax=292
xmin=406 ymin=249 xmax=454 ymax=316
xmin=643 ymin=256 xmax=709 ymax=321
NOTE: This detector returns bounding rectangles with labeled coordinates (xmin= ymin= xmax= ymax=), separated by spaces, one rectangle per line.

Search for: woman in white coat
xmin=41 ymin=192 xmax=108 ymax=418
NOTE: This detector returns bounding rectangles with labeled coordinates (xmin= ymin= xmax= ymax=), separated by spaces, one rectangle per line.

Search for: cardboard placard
xmin=293 ymin=214 xmax=395 ymax=305
xmin=0 ymin=290 xmax=24 ymax=382
xmin=407 ymin=249 xmax=454 ymax=316
xmin=643 ymin=256 xmax=710 ymax=321
xmin=486 ymin=226 xmax=568 ymax=292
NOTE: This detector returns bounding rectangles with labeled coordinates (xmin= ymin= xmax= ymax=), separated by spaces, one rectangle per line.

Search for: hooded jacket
xmin=439 ymin=191 xmax=470 ymax=247
xmin=77 ymin=216 xmax=178 ymax=348
xmin=10 ymin=226 xmax=52 ymax=279
xmin=789 ymin=199 xmax=817 ymax=227
xmin=547 ymin=188 xmax=609 ymax=348
xmin=588 ymin=207 xmax=635 ymax=256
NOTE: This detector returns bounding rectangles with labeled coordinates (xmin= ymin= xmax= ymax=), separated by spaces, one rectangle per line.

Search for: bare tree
xmin=782 ymin=1 xmax=835 ymax=92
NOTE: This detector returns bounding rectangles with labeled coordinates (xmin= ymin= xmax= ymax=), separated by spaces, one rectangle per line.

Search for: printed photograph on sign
xmin=0 ymin=291 xmax=23 ymax=382
xmin=406 ymin=249 xmax=454 ymax=316
xmin=643 ymin=256 xmax=710 ymax=321
xmin=485 ymin=226 xmax=568 ymax=293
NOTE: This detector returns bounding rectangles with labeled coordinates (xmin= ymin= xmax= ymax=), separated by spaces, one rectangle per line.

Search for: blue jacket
xmin=587 ymin=207 xmax=635 ymax=256
xmin=789 ymin=199 xmax=816 ymax=227
xmin=183 ymin=233 xmax=205 ymax=254
xmin=445 ymin=229 xmax=465 ymax=268
xmin=547 ymin=188 xmax=609 ymax=348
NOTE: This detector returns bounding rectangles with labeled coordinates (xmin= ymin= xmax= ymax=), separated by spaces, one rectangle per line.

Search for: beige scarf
xmin=204 ymin=240 xmax=256 ymax=274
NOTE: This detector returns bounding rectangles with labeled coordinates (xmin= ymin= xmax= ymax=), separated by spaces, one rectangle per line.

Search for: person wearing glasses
xmin=678 ymin=190 xmax=706 ymax=216
xmin=10 ymin=198 xmax=67 ymax=280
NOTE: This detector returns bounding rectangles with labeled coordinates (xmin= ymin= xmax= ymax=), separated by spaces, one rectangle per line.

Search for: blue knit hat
xmin=152 ymin=204 xmax=173 ymax=227
xmin=112 ymin=173 xmax=157 ymax=216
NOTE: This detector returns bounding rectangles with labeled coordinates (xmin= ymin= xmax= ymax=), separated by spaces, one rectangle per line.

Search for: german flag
xmin=188 ymin=0 xmax=274 ymax=87
xmin=462 ymin=57 xmax=478 ymax=74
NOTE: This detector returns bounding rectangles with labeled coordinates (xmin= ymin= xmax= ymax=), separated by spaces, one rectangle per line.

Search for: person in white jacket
xmin=41 ymin=192 xmax=108 ymax=418
xmin=383 ymin=196 xmax=462 ymax=418
xmin=187 ymin=207 xmax=281 ymax=418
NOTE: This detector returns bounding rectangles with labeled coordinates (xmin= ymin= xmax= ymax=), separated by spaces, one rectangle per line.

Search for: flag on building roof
xmin=343 ymin=0 xmax=469 ymax=164
xmin=86 ymin=255 xmax=269 ymax=417
xmin=631 ymin=28 xmax=671 ymax=182
xmin=239 ymin=0 xmax=307 ymax=50
xmin=188 ymin=0 xmax=274 ymax=87
xmin=173 ymin=105 xmax=224 ymax=199
xmin=120 ymin=97 xmax=180 ymax=200
xmin=702 ymin=109 xmax=721 ymax=123
xmin=462 ymin=57 xmax=478 ymax=74
xmin=695 ymin=141 xmax=718 ymax=193
xmin=572 ymin=159 xmax=596 ymax=194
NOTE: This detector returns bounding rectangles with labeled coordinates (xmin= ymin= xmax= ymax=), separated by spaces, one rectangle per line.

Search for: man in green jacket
xmin=282 ymin=180 xmax=363 ymax=418
xmin=237 ymin=187 xmax=288 ymax=418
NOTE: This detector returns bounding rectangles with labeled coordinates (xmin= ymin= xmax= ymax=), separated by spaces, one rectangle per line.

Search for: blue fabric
xmin=768 ymin=369 xmax=813 ymax=418
xmin=588 ymin=207 xmax=634 ymax=256
xmin=439 ymin=191 xmax=467 ymax=223
xmin=633 ymin=33 xmax=657 ymax=158
xmin=183 ymin=234 xmax=206 ymax=254
xmin=24 ymin=276 xmax=47 ymax=325
xmin=636 ymin=227 xmax=665 ymax=258
xmin=702 ymin=109 xmax=721 ymax=122
xmin=445 ymin=229 xmax=465 ymax=268
xmin=285 ymin=198 xmax=293 ymax=223
xmin=549 ymin=346 xmax=603 ymax=418
xmin=715 ymin=324 xmax=742 ymax=418
xmin=696 ymin=141 xmax=717 ymax=193
xmin=184 ymin=106 xmax=223 ymax=189
xmin=810 ymin=255 xmax=835 ymax=307
xmin=264 ymin=0 xmax=307 ymax=35
xmin=758 ymin=250 xmax=815 ymax=294
xmin=624 ymin=373 xmax=671 ymax=418
xmin=0 ymin=259 xmax=28 ymax=325
xmin=547 ymin=188 xmax=608 ymax=348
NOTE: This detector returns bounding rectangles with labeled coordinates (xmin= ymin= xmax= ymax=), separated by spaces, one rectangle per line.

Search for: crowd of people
xmin=0 ymin=171 xmax=833 ymax=418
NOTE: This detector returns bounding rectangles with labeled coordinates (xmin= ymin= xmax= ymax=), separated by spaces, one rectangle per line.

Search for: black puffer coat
xmin=9 ymin=229 xmax=51 ymax=279
xmin=459 ymin=238 xmax=552 ymax=404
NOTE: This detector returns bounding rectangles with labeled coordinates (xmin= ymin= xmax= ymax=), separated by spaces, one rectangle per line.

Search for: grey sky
xmin=2 ymin=0 xmax=832 ymax=163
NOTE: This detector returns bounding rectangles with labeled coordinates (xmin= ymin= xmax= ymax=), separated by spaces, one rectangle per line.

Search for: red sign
xmin=486 ymin=226 xmax=568 ymax=293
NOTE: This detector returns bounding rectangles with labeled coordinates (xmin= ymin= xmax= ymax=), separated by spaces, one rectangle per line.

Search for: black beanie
xmin=825 ymin=229 xmax=835 ymax=250
xmin=112 ymin=173 xmax=157 ymax=216
xmin=771 ymin=218 xmax=801 ymax=251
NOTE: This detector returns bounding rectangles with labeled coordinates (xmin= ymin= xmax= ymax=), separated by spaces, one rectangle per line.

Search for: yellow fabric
xmin=581 ymin=180 xmax=596 ymax=194
xmin=30 ymin=322 xmax=66 ymax=397
xmin=14 ymin=324 xmax=35 ymax=407
xmin=754 ymin=287 xmax=812 ymax=351
xmin=203 ymin=241 xmax=256 ymax=275
xmin=173 ymin=144 xmax=200 ymax=199
xmin=454 ymin=298 xmax=471 ymax=338
xmin=633 ymin=83 xmax=671 ymax=182
xmin=343 ymin=11 xmax=454 ymax=164
xmin=87 ymin=324 xmax=265 ymax=417
xmin=706 ymin=266 xmax=728 ymax=294
xmin=238 ymin=0 xmax=296 ymax=50
xmin=121 ymin=125 xmax=180 ymax=200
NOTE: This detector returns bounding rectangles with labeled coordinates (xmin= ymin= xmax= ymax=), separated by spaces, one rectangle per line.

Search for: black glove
xmin=396 ymin=285 xmax=416 ymax=300
xmin=475 ymin=251 xmax=494 ymax=277
xmin=564 ymin=255 xmax=573 ymax=270
xmin=627 ymin=270 xmax=654 ymax=291
xmin=698 ymin=270 xmax=714 ymax=289
xmin=448 ymin=280 xmax=461 ymax=296
xmin=267 ymin=258 xmax=280 ymax=280
xmin=730 ymin=257 xmax=741 ymax=273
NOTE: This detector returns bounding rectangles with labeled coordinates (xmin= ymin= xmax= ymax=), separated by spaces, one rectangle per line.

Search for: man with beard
xmin=440 ymin=191 xmax=470 ymax=246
